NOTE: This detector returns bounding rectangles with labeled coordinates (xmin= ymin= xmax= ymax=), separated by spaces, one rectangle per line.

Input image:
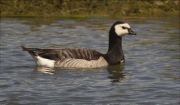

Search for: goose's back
xmin=33 ymin=48 xmax=108 ymax=68
xmin=36 ymin=48 xmax=102 ymax=61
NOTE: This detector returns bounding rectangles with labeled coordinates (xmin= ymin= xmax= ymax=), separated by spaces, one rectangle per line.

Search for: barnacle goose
xmin=21 ymin=21 xmax=136 ymax=68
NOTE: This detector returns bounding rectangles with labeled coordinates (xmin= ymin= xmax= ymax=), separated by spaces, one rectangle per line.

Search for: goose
xmin=21 ymin=21 xmax=136 ymax=68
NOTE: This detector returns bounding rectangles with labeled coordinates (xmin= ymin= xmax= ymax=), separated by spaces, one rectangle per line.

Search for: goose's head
xmin=112 ymin=21 xmax=136 ymax=37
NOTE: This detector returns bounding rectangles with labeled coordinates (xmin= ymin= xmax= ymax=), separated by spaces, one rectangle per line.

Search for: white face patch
xmin=115 ymin=23 xmax=131 ymax=36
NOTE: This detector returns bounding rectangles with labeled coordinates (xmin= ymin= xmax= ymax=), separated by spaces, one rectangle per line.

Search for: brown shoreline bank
xmin=1 ymin=0 xmax=179 ymax=18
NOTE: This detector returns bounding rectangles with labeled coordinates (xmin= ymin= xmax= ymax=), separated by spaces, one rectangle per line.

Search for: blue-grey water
xmin=0 ymin=17 xmax=179 ymax=104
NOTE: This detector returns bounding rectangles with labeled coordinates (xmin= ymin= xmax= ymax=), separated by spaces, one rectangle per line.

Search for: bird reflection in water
xmin=34 ymin=67 xmax=55 ymax=74
xmin=34 ymin=64 xmax=125 ymax=82
xmin=107 ymin=63 xmax=125 ymax=83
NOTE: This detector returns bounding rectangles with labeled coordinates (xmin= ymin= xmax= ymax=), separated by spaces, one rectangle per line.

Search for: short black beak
xmin=128 ymin=28 xmax=136 ymax=35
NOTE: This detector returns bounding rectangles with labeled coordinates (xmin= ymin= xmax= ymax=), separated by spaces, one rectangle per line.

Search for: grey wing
xmin=36 ymin=48 xmax=103 ymax=61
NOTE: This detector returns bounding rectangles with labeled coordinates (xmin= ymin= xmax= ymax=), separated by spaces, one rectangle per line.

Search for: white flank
xmin=29 ymin=55 xmax=108 ymax=68
xmin=115 ymin=23 xmax=130 ymax=36
xmin=34 ymin=56 xmax=55 ymax=67
xmin=57 ymin=56 xmax=108 ymax=68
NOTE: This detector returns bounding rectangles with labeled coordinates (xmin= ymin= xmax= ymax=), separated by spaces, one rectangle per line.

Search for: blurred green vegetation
xmin=0 ymin=0 xmax=179 ymax=18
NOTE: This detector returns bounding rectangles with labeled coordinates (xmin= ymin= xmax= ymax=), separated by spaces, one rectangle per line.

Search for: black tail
xmin=20 ymin=45 xmax=40 ymax=51
xmin=20 ymin=45 xmax=40 ymax=56
xmin=20 ymin=45 xmax=28 ymax=51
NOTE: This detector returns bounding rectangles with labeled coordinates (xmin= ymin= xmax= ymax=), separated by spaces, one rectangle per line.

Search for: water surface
xmin=0 ymin=17 xmax=179 ymax=104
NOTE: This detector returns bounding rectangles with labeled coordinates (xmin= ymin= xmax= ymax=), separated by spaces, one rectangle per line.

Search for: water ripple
xmin=0 ymin=17 xmax=179 ymax=104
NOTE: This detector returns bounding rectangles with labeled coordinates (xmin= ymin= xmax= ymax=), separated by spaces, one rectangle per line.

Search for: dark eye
xmin=122 ymin=26 xmax=127 ymax=29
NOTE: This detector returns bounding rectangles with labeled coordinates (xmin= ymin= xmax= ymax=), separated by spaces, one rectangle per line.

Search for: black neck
xmin=104 ymin=29 xmax=124 ymax=65
xmin=108 ymin=33 xmax=122 ymax=52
